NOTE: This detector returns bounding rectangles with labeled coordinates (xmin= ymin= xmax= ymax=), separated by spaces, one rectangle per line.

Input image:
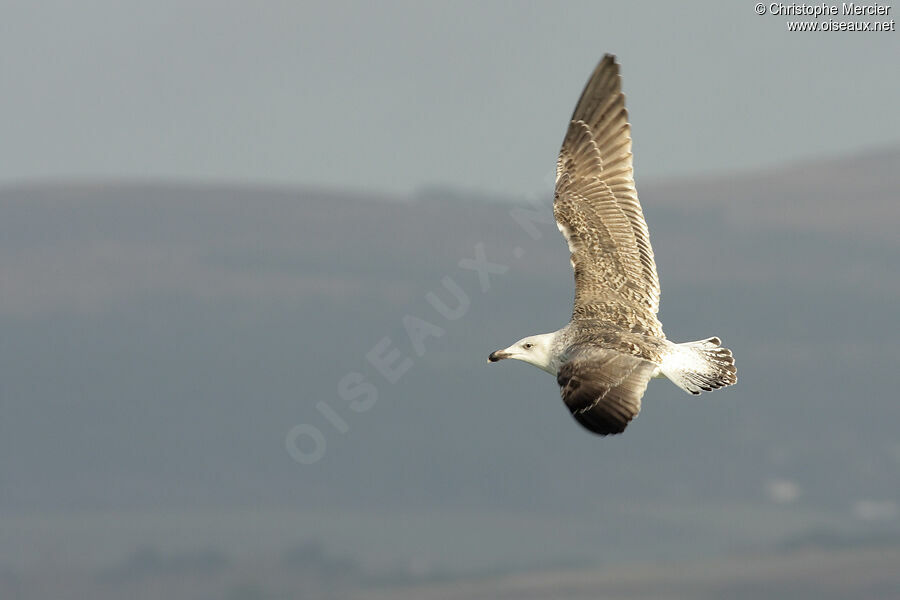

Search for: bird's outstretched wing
xmin=554 ymin=54 xmax=662 ymax=336
xmin=557 ymin=345 xmax=657 ymax=435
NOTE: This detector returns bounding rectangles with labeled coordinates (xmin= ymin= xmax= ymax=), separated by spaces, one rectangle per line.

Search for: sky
xmin=1 ymin=1 xmax=898 ymax=197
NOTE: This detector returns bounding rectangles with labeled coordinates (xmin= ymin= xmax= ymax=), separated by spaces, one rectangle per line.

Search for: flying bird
xmin=488 ymin=55 xmax=737 ymax=435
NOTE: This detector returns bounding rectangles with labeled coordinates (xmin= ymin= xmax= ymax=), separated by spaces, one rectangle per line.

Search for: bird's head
xmin=488 ymin=333 xmax=556 ymax=374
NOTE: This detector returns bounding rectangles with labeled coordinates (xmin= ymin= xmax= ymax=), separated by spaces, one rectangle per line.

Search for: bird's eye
xmin=523 ymin=343 xmax=534 ymax=349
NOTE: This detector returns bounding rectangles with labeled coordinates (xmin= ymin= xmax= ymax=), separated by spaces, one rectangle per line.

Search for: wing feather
xmin=557 ymin=346 xmax=657 ymax=435
xmin=554 ymin=55 xmax=661 ymax=335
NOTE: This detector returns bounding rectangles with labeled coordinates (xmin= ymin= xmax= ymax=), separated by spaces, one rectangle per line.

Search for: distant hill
xmin=1 ymin=146 xmax=898 ymax=576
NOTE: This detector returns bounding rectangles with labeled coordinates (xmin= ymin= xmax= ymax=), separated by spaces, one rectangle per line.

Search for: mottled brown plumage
xmin=488 ymin=55 xmax=737 ymax=437
xmin=554 ymin=54 xmax=661 ymax=335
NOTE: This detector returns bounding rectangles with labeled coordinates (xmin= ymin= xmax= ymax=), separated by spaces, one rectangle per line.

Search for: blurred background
xmin=1 ymin=2 xmax=899 ymax=598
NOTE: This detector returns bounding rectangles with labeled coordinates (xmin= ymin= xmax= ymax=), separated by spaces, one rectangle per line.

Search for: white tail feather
xmin=660 ymin=337 xmax=737 ymax=395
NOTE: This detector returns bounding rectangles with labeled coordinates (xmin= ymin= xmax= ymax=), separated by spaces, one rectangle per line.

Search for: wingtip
xmin=601 ymin=53 xmax=619 ymax=68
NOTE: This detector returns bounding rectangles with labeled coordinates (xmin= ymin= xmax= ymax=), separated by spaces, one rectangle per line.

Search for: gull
xmin=488 ymin=55 xmax=737 ymax=435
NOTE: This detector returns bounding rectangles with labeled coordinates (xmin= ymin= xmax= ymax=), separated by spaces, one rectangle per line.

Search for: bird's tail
xmin=660 ymin=337 xmax=737 ymax=395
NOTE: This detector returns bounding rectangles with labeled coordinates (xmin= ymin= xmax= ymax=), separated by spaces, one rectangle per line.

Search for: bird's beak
xmin=488 ymin=349 xmax=512 ymax=363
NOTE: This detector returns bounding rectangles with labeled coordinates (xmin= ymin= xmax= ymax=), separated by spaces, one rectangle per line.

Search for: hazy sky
xmin=1 ymin=1 xmax=897 ymax=196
